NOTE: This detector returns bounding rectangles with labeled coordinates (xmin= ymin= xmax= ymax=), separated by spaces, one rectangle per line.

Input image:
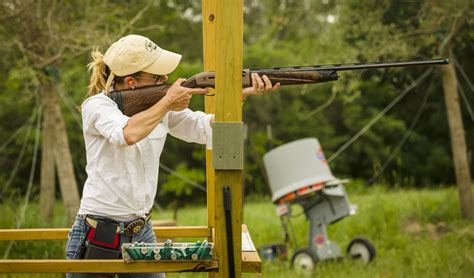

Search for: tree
xmin=438 ymin=14 xmax=473 ymax=219
xmin=0 ymin=0 xmax=154 ymax=224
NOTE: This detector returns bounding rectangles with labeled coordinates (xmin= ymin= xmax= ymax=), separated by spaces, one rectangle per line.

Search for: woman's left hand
xmin=242 ymin=73 xmax=280 ymax=101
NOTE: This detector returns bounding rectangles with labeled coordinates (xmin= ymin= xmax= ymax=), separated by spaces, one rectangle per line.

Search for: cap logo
xmin=145 ymin=40 xmax=158 ymax=53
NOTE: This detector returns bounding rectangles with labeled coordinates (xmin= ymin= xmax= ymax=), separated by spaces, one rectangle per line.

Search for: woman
xmin=65 ymin=34 xmax=279 ymax=277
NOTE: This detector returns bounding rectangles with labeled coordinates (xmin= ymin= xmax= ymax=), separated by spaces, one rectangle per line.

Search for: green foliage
xmin=160 ymin=163 xmax=205 ymax=197
xmin=0 ymin=0 xmax=472 ymax=200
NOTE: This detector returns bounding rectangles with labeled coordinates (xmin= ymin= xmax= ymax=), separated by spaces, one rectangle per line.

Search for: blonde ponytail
xmin=87 ymin=49 xmax=108 ymax=97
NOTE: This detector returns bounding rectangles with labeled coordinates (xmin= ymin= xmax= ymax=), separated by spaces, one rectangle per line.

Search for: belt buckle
xmin=125 ymin=219 xmax=145 ymax=236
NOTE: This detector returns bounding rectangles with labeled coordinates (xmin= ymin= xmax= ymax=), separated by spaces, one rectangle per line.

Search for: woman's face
xmin=114 ymin=72 xmax=169 ymax=91
xmin=134 ymin=72 xmax=168 ymax=86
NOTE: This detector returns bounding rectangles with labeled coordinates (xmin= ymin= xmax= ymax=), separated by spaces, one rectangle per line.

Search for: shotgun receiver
xmin=109 ymin=58 xmax=448 ymax=117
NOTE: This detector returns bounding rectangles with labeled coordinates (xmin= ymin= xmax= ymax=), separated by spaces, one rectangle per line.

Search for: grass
xmin=0 ymin=186 xmax=473 ymax=277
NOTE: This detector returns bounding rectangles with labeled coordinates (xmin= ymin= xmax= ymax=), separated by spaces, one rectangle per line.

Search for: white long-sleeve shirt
xmin=77 ymin=92 xmax=212 ymax=221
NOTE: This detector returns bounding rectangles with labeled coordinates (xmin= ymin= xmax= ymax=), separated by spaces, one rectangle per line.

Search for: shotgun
xmin=109 ymin=58 xmax=448 ymax=117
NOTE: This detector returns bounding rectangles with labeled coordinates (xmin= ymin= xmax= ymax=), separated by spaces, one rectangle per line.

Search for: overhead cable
xmin=0 ymin=107 xmax=38 ymax=198
xmin=328 ymin=68 xmax=433 ymax=163
xmin=159 ymin=163 xmax=206 ymax=192
xmin=57 ymin=88 xmax=83 ymax=128
xmin=3 ymin=104 xmax=42 ymax=259
xmin=458 ymin=85 xmax=474 ymax=122
xmin=366 ymin=77 xmax=434 ymax=184
xmin=453 ymin=55 xmax=474 ymax=91
xmin=452 ymin=56 xmax=474 ymax=122
xmin=0 ymin=109 xmax=38 ymax=156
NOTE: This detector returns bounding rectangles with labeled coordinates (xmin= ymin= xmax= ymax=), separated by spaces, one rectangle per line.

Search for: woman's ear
xmin=124 ymin=76 xmax=137 ymax=89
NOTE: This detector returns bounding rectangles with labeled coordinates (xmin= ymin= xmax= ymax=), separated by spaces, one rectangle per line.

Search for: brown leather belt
xmin=85 ymin=214 xmax=151 ymax=236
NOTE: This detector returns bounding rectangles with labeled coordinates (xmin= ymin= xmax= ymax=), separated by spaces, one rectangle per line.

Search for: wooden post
xmin=202 ymin=0 xmax=217 ymax=233
xmin=202 ymin=4 xmax=218 ymax=276
xmin=213 ymin=1 xmax=244 ymax=277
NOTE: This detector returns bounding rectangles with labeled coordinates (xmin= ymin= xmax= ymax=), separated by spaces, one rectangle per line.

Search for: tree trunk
xmin=50 ymin=83 xmax=81 ymax=224
xmin=441 ymin=48 xmax=474 ymax=220
xmin=39 ymin=81 xmax=56 ymax=224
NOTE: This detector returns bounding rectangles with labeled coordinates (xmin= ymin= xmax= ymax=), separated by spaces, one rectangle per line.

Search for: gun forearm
xmin=245 ymin=69 xmax=339 ymax=86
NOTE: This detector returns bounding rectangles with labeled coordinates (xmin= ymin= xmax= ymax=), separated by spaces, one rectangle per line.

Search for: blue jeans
xmin=65 ymin=215 xmax=165 ymax=278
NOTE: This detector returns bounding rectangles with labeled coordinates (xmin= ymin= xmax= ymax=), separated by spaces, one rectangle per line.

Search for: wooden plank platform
xmin=0 ymin=226 xmax=211 ymax=241
xmin=0 ymin=252 xmax=260 ymax=273
xmin=0 ymin=224 xmax=261 ymax=273
xmin=0 ymin=259 xmax=218 ymax=273
xmin=0 ymin=254 xmax=260 ymax=273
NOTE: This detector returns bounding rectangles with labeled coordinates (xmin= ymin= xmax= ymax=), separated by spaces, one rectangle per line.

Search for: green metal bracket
xmin=212 ymin=122 xmax=244 ymax=170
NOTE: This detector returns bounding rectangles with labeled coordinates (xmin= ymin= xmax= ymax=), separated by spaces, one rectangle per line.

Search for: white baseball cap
xmin=103 ymin=34 xmax=182 ymax=90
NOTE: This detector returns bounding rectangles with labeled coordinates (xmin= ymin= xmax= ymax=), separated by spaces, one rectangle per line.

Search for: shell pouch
xmin=83 ymin=220 xmax=120 ymax=259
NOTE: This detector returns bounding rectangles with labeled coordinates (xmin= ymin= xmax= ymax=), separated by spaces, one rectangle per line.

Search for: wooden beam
xmin=214 ymin=1 xmax=244 ymax=277
xmin=0 ymin=260 xmax=218 ymax=273
xmin=202 ymin=2 xmax=218 ymax=276
xmin=0 ymin=228 xmax=70 ymax=241
xmin=202 ymin=0 xmax=217 ymax=232
xmin=0 ymin=251 xmax=260 ymax=273
xmin=0 ymin=226 xmax=212 ymax=241
xmin=241 ymin=225 xmax=261 ymax=272
xmin=242 ymin=252 xmax=261 ymax=273
xmin=155 ymin=226 xmax=212 ymax=239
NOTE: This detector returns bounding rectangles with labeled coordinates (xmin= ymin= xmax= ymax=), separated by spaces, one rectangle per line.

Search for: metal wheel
xmin=291 ymin=248 xmax=318 ymax=272
xmin=347 ymin=237 xmax=376 ymax=264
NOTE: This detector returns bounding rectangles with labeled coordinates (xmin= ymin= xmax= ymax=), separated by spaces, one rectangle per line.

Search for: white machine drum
xmin=263 ymin=138 xmax=336 ymax=202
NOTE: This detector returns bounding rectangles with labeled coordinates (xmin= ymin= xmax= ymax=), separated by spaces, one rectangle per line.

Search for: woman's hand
xmin=242 ymin=73 xmax=280 ymax=101
xmin=163 ymin=78 xmax=210 ymax=111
